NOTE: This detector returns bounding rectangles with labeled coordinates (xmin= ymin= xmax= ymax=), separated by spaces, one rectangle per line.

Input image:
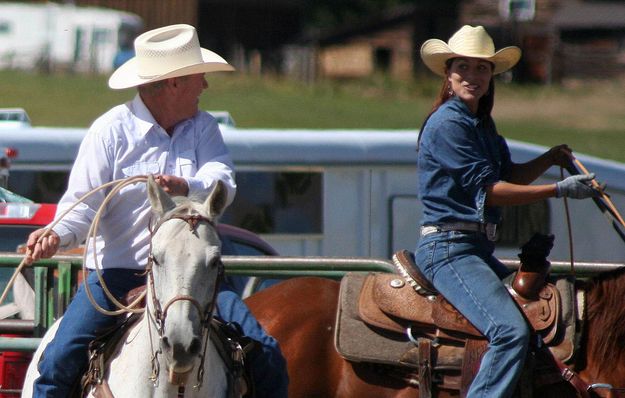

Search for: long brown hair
xmin=417 ymin=58 xmax=496 ymax=151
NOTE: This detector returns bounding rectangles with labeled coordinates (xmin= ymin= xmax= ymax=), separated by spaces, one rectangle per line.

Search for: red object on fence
xmin=0 ymin=336 xmax=32 ymax=397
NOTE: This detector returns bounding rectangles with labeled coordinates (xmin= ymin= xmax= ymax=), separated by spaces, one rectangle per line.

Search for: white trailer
xmin=0 ymin=2 xmax=142 ymax=73
xmin=3 ymin=113 xmax=625 ymax=263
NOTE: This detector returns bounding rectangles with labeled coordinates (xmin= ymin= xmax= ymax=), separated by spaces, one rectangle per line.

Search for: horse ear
xmin=147 ymin=175 xmax=176 ymax=216
xmin=204 ymin=180 xmax=228 ymax=220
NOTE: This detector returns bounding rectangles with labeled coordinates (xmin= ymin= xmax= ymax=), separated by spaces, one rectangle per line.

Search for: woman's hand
xmin=555 ymin=173 xmax=604 ymax=199
xmin=547 ymin=144 xmax=573 ymax=168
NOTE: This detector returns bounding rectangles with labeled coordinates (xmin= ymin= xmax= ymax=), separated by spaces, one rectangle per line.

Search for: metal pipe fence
xmin=0 ymin=253 xmax=623 ymax=352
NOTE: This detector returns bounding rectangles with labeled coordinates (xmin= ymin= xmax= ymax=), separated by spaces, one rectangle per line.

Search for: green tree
xmin=303 ymin=0 xmax=415 ymax=31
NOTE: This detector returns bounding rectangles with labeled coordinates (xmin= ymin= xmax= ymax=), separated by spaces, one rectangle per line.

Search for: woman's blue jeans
xmin=34 ymin=269 xmax=288 ymax=398
xmin=415 ymin=230 xmax=530 ymax=398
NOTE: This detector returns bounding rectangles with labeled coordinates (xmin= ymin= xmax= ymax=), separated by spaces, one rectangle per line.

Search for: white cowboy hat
xmin=108 ymin=24 xmax=234 ymax=89
xmin=420 ymin=25 xmax=521 ymax=77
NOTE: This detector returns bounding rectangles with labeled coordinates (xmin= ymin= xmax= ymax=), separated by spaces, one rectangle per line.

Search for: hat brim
xmin=108 ymin=48 xmax=235 ymax=90
xmin=420 ymin=38 xmax=521 ymax=77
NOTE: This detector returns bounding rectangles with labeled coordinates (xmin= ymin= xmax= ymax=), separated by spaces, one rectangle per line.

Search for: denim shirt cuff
xmin=476 ymin=185 xmax=488 ymax=223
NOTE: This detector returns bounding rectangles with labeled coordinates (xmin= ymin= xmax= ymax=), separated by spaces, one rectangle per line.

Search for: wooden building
xmin=9 ymin=0 xmax=625 ymax=82
xmin=308 ymin=3 xmax=460 ymax=80
xmin=461 ymin=0 xmax=625 ymax=82
xmin=309 ymin=0 xmax=625 ymax=82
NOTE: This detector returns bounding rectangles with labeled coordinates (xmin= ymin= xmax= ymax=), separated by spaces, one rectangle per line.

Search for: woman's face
xmin=447 ymin=57 xmax=493 ymax=113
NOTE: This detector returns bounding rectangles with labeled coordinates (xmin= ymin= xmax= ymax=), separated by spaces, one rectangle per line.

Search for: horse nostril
xmin=161 ymin=336 xmax=171 ymax=350
xmin=188 ymin=337 xmax=201 ymax=356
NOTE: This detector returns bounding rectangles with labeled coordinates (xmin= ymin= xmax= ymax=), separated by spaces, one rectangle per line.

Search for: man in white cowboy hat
xmin=26 ymin=24 xmax=288 ymax=397
xmin=400 ymin=25 xmax=600 ymax=397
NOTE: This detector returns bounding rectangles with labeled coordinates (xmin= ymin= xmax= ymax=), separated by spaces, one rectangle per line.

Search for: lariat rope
xmin=572 ymin=157 xmax=625 ymax=229
xmin=83 ymin=175 xmax=149 ymax=315
xmin=560 ymin=167 xmax=575 ymax=277
xmin=0 ymin=176 xmax=149 ymax=314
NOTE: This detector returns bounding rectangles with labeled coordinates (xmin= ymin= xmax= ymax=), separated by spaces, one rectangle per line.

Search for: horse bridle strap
xmin=150 ymin=213 xmax=215 ymax=236
xmin=162 ymin=295 xmax=212 ymax=325
xmin=147 ymin=212 xmax=223 ymax=331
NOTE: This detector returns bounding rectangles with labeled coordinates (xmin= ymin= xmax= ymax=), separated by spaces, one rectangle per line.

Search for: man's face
xmin=174 ymin=73 xmax=208 ymax=120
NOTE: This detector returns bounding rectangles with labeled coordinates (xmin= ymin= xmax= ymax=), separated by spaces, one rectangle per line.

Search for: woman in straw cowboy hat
xmin=25 ymin=24 xmax=287 ymax=397
xmin=409 ymin=25 xmax=601 ymax=397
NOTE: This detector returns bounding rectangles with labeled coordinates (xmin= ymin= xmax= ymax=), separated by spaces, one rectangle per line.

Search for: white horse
xmin=22 ymin=177 xmax=236 ymax=397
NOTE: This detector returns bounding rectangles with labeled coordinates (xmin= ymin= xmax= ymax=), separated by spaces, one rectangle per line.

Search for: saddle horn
xmin=511 ymin=233 xmax=555 ymax=301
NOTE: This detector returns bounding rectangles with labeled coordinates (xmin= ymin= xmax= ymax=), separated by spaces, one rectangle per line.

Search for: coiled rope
xmin=0 ymin=176 xmax=149 ymax=317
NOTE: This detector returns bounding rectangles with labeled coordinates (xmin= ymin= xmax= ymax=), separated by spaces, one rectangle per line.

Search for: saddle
xmin=335 ymin=234 xmax=580 ymax=398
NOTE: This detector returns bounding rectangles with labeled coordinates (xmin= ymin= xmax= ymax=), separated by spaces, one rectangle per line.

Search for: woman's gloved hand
xmin=555 ymin=173 xmax=603 ymax=199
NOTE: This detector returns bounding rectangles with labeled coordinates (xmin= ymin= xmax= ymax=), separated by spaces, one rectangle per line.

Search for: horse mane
xmin=583 ymin=266 xmax=625 ymax=365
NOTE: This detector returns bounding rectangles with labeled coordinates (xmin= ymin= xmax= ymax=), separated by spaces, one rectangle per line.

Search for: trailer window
xmin=498 ymin=200 xmax=550 ymax=247
xmin=7 ymin=171 xmax=68 ymax=203
xmin=221 ymin=171 xmax=322 ymax=234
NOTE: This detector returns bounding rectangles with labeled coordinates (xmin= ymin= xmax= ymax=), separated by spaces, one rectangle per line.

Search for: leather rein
xmin=145 ymin=212 xmax=224 ymax=389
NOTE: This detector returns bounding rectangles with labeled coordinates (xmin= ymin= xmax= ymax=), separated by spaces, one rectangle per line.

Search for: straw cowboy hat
xmin=108 ymin=24 xmax=234 ymax=89
xmin=420 ymin=25 xmax=521 ymax=77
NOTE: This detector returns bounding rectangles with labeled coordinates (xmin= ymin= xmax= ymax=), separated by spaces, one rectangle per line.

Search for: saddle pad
xmin=550 ymin=275 xmax=577 ymax=363
xmin=335 ymin=272 xmax=419 ymax=367
xmin=335 ymin=273 xmax=464 ymax=370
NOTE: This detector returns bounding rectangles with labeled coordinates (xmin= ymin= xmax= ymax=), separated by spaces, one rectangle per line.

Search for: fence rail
xmin=0 ymin=253 xmax=623 ymax=352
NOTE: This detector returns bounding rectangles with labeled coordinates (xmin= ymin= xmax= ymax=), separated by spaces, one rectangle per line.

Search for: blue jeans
xmin=34 ymin=269 xmax=288 ymax=398
xmin=415 ymin=231 xmax=530 ymax=398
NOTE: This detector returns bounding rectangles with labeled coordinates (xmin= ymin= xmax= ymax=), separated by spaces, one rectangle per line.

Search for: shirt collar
xmin=447 ymin=96 xmax=482 ymax=127
xmin=131 ymin=94 xmax=159 ymax=137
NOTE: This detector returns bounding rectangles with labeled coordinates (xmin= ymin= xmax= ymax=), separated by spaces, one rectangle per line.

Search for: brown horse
xmin=245 ymin=268 xmax=625 ymax=397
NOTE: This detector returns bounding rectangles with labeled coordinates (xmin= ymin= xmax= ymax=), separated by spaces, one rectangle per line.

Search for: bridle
xmin=145 ymin=211 xmax=224 ymax=389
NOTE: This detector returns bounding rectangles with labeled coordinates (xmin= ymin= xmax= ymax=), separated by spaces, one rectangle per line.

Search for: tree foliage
xmin=303 ymin=0 xmax=416 ymax=31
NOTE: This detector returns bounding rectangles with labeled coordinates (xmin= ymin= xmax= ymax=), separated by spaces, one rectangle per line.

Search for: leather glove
xmin=555 ymin=173 xmax=602 ymax=199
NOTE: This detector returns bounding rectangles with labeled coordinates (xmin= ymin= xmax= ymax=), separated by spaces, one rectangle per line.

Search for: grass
xmin=2 ymin=69 xmax=624 ymax=162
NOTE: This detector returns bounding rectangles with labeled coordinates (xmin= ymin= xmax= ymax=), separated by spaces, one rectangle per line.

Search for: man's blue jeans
xmin=34 ymin=269 xmax=288 ymax=398
xmin=415 ymin=231 xmax=530 ymax=398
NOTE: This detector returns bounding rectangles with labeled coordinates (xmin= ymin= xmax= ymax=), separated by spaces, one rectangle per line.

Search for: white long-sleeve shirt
xmin=52 ymin=94 xmax=236 ymax=270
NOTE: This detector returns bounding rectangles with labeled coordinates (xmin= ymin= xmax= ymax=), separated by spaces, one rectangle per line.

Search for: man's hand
xmin=25 ymin=228 xmax=60 ymax=265
xmin=154 ymin=175 xmax=189 ymax=196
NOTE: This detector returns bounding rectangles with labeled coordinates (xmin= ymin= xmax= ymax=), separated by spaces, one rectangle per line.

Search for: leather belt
xmin=421 ymin=222 xmax=498 ymax=242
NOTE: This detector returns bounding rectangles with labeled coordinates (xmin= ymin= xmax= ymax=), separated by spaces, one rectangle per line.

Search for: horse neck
xmin=581 ymin=268 xmax=625 ymax=383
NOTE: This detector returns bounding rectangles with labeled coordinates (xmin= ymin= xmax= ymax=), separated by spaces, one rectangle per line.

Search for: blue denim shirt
xmin=418 ymin=97 xmax=512 ymax=226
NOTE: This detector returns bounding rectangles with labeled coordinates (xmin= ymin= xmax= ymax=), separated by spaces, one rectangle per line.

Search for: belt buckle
xmin=420 ymin=226 xmax=439 ymax=237
xmin=485 ymin=223 xmax=497 ymax=241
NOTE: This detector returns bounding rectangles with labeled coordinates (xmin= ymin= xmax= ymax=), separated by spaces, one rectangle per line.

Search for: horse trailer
xmin=2 ymin=110 xmax=625 ymax=263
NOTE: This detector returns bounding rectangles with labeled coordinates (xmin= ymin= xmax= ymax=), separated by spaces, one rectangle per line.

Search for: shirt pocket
xmin=178 ymin=150 xmax=197 ymax=177
xmin=122 ymin=161 xmax=160 ymax=177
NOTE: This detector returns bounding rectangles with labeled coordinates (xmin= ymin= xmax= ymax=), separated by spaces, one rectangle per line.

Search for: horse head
xmin=146 ymin=175 xmax=228 ymax=385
